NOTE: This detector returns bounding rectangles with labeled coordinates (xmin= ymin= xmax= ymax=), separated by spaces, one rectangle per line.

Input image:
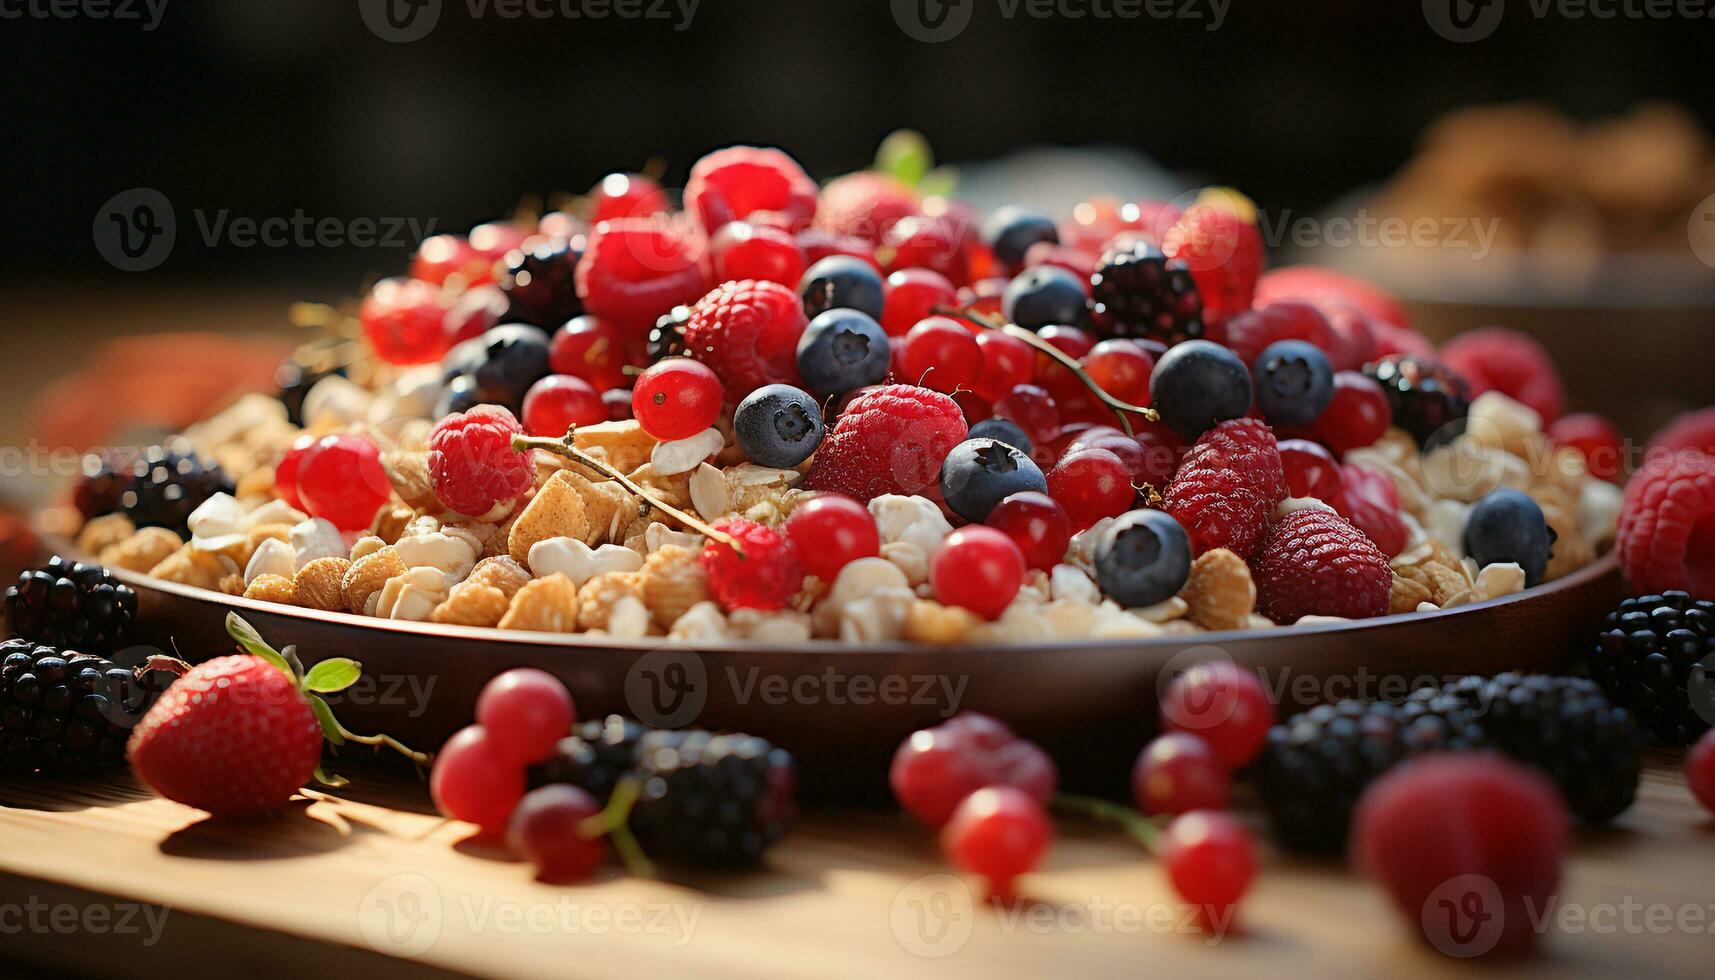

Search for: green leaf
xmin=304 ymin=658 xmax=362 ymax=694
xmin=876 ymin=129 xmax=933 ymax=187
xmin=225 ymin=613 xmax=293 ymax=678
xmin=313 ymin=765 xmax=349 ymax=788
xmin=916 ymin=165 xmax=960 ymax=200
xmin=308 ymin=695 xmax=346 ymax=746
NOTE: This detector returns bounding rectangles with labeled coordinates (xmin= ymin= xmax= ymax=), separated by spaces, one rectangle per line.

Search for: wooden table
xmin=1 ymin=752 xmax=1710 ymax=979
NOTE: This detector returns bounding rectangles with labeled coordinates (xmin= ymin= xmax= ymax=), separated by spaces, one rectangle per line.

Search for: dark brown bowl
xmin=52 ymin=531 xmax=1624 ymax=800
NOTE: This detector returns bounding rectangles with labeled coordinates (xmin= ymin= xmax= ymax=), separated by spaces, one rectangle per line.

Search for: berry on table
xmin=701 ymin=517 xmax=803 ymax=612
xmin=1300 ymin=370 xmax=1392 ymax=455
xmin=682 ymin=279 xmax=808 ymax=401
xmin=529 ymin=714 xmax=648 ymax=802
xmin=1590 ymin=591 xmax=1714 ymax=745
xmin=575 ymin=218 xmax=708 ymax=333
xmin=984 ymin=491 xmax=1072 ymax=571
xmin=881 ymin=268 xmax=957 ymax=336
xmin=1159 ymin=660 xmax=1273 ymax=768
xmin=1252 ymin=508 xmax=1391 ymax=623
xmin=900 ymin=317 xmax=981 ymax=394
xmin=981 ymin=205 xmax=1059 ymax=274
xmin=734 ymin=384 xmax=825 ymax=468
xmin=783 ymin=494 xmax=880 ymax=581
xmin=684 ymin=145 xmax=818 ymax=232
xmin=1615 ymin=450 xmax=1715 ymax=597
xmin=1159 ymin=810 xmax=1257 ymax=924
xmin=1222 ymin=300 xmax=1339 ymax=369
xmin=588 ymin=172 xmax=667 ymax=223
xmin=429 ymin=405 xmax=535 ymax=517
xmin=796 ymin=308 xmax=891 ymax=399
xmin=1252 ymin=339 xmax=1334 ymax=428
xmin=632 ymin=358 xmax=724 ymax=440
xmin=1066 ymin=428 xmax=1161 ymax=493
xmin=1032 ymin=324 xmax=1098 ymax=395
xmin=1164 ymin=418 xmax=1286 ymax=559
xmin=932 ymin=526 xmax=1027 ymax=620
xmin=890 ymin=712 xmax=1058 ymax=826
xmin=1093 ymin=509 xmax=1193 ymax=608
xmin=803 ymin=384 xmax=968 ymax=501
xmin=1440 ymin=326 xmax=1565 ymax=424
xmin=522 ymin=374 xmax=606 ymax=436
xmin=798 ymin=254 xmax=886 ymax=321
xmin=1363 ymin=355 xmax=1472 ymax=448
xmin=968 ymin=417 xmax=1033 ymax=454
xmin=431 ymin=724 xmax=529 ymax=834
xmin=1133 ymin=733 xmax=1230 ymax=815
xmin=0 ymin=637 xmax=164 ymax=774
xmin=1002 ymin=264 xmax=1089 ymax=330
xmin=939 ymin=438 xmax=1049 ymax=523
xmin=361 ymin=277 xmax=452 ymax=365
xmin=1688 ymin=728 xmax=1715 ymax=815
xmin=549 ymin=315 xmax=634 ymax=391
xmin=627 ymin=729 xmax=796 ymax=868
xmin=507 ymin=784 xmax=605 ymax=881
xmin=1277 ymin=438 xmax=1343 ymax=503
xmin=3 ymin=557 xmax=136 ymax=653
xmin=1047 ymin=447 xmax=1136 ymax=529
xmin=446 ymin=285 xmax=510 ymax=345
xmin=1080 ymin=339 xmax=1154 ymax=407
xmin=296 ymin=433 xmax=393 ymax=531
xmin=972 ymin=330 xmax=1035 ymax=403
xmin=475 ymin=668 xmax=577 ymax=766
xmin=710 ymin=221 xmax=807 ymax=286
xmin=1547 ymin=412 xmax=1625 ymax=483
xmin=1089 ymin=240 xmax=1203 ymax=344
xmin=1148 ymin=340 xmax=1252 ymax=442
xmin=1464 ymin=488 xmax=1555 ymax=587
xmin=940 ymin=786 xmax=1053 ymax=896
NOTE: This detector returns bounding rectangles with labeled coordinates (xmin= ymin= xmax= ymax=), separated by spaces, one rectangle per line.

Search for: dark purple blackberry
xmin=501 ymin=238 xmax=584 ymax=329
xmin=1590 ymin=591 xmax=1714 ymax=745
xmin=1362 ymin=355 xmax=1471 ymax=448
xmin=529 ymin=714 xmax=654 ymax=801
xmin=647 ymin=306 xmax=691 ymax=362
xmin=71 ymin=451 xmax=135 ymax=521
xmin=627 ymin=729 xmax=795 ymax=869
xmin=4 ymin=557 xmax=137 ymax=653
xmin=1256 ymin=691 xmax=1490 ymax=852
xmin=0 ymin=638 xmax=159 ymax=775
xmin=117 ymin=442 xmax=234 ymax=537
xmin=1089 ymin=241 xmax=1205 ymax=345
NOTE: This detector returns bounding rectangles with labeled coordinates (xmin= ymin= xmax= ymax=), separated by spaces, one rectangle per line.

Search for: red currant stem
xmin=932 ymin=306 xmax=1161 ymax=436
xmin=512 ymin=431 xmax=747 ymax=558
xmin=1051 ymin=793 xmax=1164 ymax=852
xmin=328 ymin=723 xmax=434 ymax=767
xmin=578 ymin=776 xmax=656 ymax=878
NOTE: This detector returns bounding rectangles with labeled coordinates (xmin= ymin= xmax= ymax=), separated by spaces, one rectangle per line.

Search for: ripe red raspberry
xmin=1616 ymin=449 xmax=1715 ymax=596
xmin=429 ymin=405 xmax=535 ymax=517
xmin=1253 ymin=265 xmax=1410 ymax=330
xmin=1252 ymin=508 xmax=1391 ymax=624
xmin=815 ymin=171 xmax=920 ymax=243
xmin=1549 ymin=412 xmax=1625 ymax=483
xmin=361 ymin=276 xmax=451 ymax=365
xmin=700 ymin=517 xmax=803 ymax=612
xmin=1164 ymin=418 xmax=1287 ymax=558
xmin=575 ymin=218 xmax=708 ymax=333
xmin=1647 ymin=406 xmax=1715 ymax=460
xmin=1334 ymin=464 xmax=1410 ymax=558
xmin=802 ymin=384 xmax=968 ymax=501
xmin=1440 ymin=327 xmax=1566 ymax=423
xmin=1222 ymin=300 xmax=1339 ymax=368
xmin=1161 ymin=200 xmax=1264 ymax=317
xmin=681 ymin=279 xmax=808 ymax=401
xmin=685 ymin=146 xmax=818 ymax=233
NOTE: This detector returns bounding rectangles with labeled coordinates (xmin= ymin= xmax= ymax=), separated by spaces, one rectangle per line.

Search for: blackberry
xmin=275 ymin=356 xmax=347 ymax=427
xmin=501 ymin=238 xmax=584 ymax=329
xmin=0 ymin=638 xmax=163 ymax=774
xmin=4 ymin=557 xmax=138 ymax=653
xmin=628 ymin=729 xmax=796 ymax=869
xmin=529 ymin=714 xmax=654 ymax=801
xmin=1256 ymin=692 xmax=1489 ymax=852
xmin=117 ymin=442 xmax=234 ymax=537
xmin=1437 ymin=673 xmax=1640 ymax=823
xmin=1362 ymin=355 xmax=1471 ymax=447
xmin=1590 ymin=591 xmax=1714 ymax=745
xmin=71 ymin=451 xmax=134 ymax=521
xmin=1089 ymin=241 xmax=1204 ymax=345
xmin=647 ymin=306 xmax=691 ymax=362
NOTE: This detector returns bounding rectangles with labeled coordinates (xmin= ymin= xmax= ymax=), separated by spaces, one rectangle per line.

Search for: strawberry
xmin=1161 ymin=192 xmax=1264 ymax=318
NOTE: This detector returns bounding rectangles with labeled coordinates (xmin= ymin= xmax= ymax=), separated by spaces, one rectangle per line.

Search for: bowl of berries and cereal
xmin=32 ymin=141 xmax=1630 ymax=796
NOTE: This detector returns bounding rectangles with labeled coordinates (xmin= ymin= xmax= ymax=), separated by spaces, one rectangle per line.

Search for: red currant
xmin=273 ymin=434 xmax=317 ymax=510
xmin=993 ymin=384 xmax=1062 ymax=448
xmin=941 ymin=786 xmax=1052 ymax=895
xmin=297 ymin=434 xmax=392 ymax=531
xmin=632 ymin=358 xmax=724 ymax=440
xmin=972 ymin=331 xmax=1034 ymax=402
xmin=952 ymin=390 xmax=992 ymax=424
xmin=883 ymin=214 xmax=973 ymax=286
xmin=984 ymin=491 xmax=1072 ymax=572
xmin=1159 ymin=661 xmax=1273 ymax=769
xmin=1160 ymin=810 xmax=1257 ymax=921
xmin=602 ymin=387 xmax=634 ymax=421
xmin=1687 ymin=728 xmax=1715 ymax=816
xmin=1132 ymin=733 xmax=1230 ymax=816
xmin=589 ymin=172 xmax=667 ymax=223
xmin=900 ymin=317 xmax=982 ymax=394
xmin=711 ymin=221 xmax=807 ymax=286
xmin=783 ymin=494 xmax=881 ymax=581
xmin=1548 ymin=412 xmax=1625 ymax=483
xmin=891 ymin=712 xmax=1059 ymax=827
xmin=474 ymin=668 xmax=576 ymax=765
xmin=1302 ymin=371 xmax=1391 ymax=455
xmin=522 ymin=375 xmax=606 ymax=436
xmin=881 ymin=268 xmax=956 ymax=336
xmin=412 ymin=233 xmax=492 ymax=286
xmin=468 ymin=220 xmax=527 ymax=260
xmin=1047 ymin=447 xmax=1136 ymax=529
xmin=1034 ymin=324 xmax=1097 ymax=406
xmin=1081 ymin=339 xmax=1154 ymax=407
xmin=931 ymin=526 xmax=1026 ymax=621
xmin=430 ymin=725 xmax=526 ymax=834
xmin=1278 ymin=438 xmax=1343 ymax=502
xmin=549 ymin=315 xmax=633 ymax=390
xmin=507 ymin=784 xmax=605 ymax=882
xmin=360 ymin=277 xmax=451 ymax=366
xmin=445 ymin=285 xmax=509 ymax=344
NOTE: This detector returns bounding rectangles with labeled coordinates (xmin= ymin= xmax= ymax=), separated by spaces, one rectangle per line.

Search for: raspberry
xmin=1440 ymin=327 xmax=1566 ymax=423
xmin=575 ymin=218 xmax=708 ymax=333
xmin=1334 ymin=464 xmax=1410 ymax=558
xmin=682 ymin=279 xmax=808 ymax=401
xmin=882 ymin=211 xmax=979 ymax=287
xmin=1615 ymin=449 xmax=1715 ymax=596
xmin=1161 ymin=198 xmax=1264 ymax=318
xmin=429 ymin=405 xmax=534 ymax=517
xmin=1318 ymin=302 xmax=1382 ymax=372
xmin=1222 ymin=300 xmax=1339 ymax=368
xmin=1549 ymin=412 xmax=1625 ymax=483
xmin=1370 ymin=320 xmax=1437 ymax=360
xmin=1252 ymin=508 xmax=1391 ymax=624
xmin=685 ymin=146 xmax=818 ymax=233
xmin=700 ymin=517 xmax=803 ymax=612
xmin=361 ymin=276 xmax=452 ymax=365
xmin=1253 ymin=265 xmax=1410 ymax=330
xmin=815 ymin=171 xmax=920 ymax=243
xmin=1647 ymin=406 xmax=1715 ymax=460
xmin=1164 ymin=419 xmax=1286 ymax=559
xmin=802 ymin=384 xmax=968 ymax=501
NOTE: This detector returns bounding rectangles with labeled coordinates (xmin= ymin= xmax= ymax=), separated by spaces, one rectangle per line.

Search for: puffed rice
xmin=1179 ymin=548 xmax=1256 ymax=631
xmin=430 ymin=582 xmax=510 ymax=627
xmin=468 ymin=555 xmax=532 ymax=598
xmin=102 ymin=527 xmax=183 ymax=573
xmin=498 ymin=573 xmax=580 ymax=632
xmin=243 ymin=573 xmax=297 ymax=604
xmin=904 ymin=600 xmax=980 ymax=645
xmin=149 ymin=546 xmax=237 ymax=590
xmin=77 ymin=513 xmax=135 ymax=556
xmin=291 ymin=518 xmax=347 ymax=567
xmin=639 ymin=544 xmax=709 ymax=630
xmin=342 ymin=546 xmax=407 ymax=614
xmin=374 ymin=566 xmax=448 ymax=621
xmin=294 ymin=556 xmax=353 ymax=611
xmin=576 ymin=571 xmax=646 ymax=631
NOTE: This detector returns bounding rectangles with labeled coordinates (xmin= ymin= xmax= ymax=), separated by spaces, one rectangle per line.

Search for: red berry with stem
xmin=1081 ymin=339 xmax=1154 ymax=406
xmin=1070 ymin=429 xmax=1169 ymax=493
xmin=993 ymin=384 xmax=1062 ymax=449
xmin=881 ymin=268 xmax=956 ymax=336
xmin=429 ymin=405 xmax=535 ymax=517
xmin=1159 ymin=660 xmax=1273 ymax=768
xmin=891 ymin=712 xmax=1058 ymax=827
xmin=361 ymin=277 xmax=451 ymax=366
xmin=1047 ymin=447 xmax=1136 ymax=529
xmin=1549 ymin=412 xmax=1625 ymax=483
xmin=973 ymin=330 xmax=1034 ymax=402
xmin=632 ymin=358 xmax=723 ymax=440
xmin=901 ymin=316 xmax=982 ymax=394
xmin=430 ymin=724 xmax=527 ymax=834
xmin=711 ymin=221 xmax=806 ymax=286
xmin=1278 ymin=438 xmax=1343 ymax=502
xmin=1160 ymin=810 xmax=1257 ymax=923
xmin=274 ymin=434 xmax=317 ymax=510
xmin=507 ymin=784 xmax=606 ymax=882
xmin=985 ymin=491 xmax=1072 ymax=572
xmin=783 ymin=494 xmax=880 ymax=581
xmin=1133 ymin=733 xmax=1231 ymax=816
xmin=549 ymin=315 xmax=633 ymax=391
xmin=1303 ymin=371 xmax=1391 ymax=455
xmin=1687 ymin=728 xmax=1715 ymax=815
xmin=522 ymin=375 xmax=606 ymax=436
xmin=474 ymin=668 xmax=576 ymax=766
xmin=297 ymin=434 xmax=392 ymax=531
xmin=941 ymin=786 xmax=1053 ymax=896
xmin=589 ymin=172 xmax=667 ymax=223
xmin=1034 ymin=324 xmax=1098 ymax=405
xmin=701 ymin=517 xmax=804 ymax=611
xmin=932 ymin=526 xmax=1026 ymax=620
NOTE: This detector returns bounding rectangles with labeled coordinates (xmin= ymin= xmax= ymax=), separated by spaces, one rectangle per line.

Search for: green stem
xmin=580 ymin=776 xmax=656 ymax=878
xmin=1052 ymin=793 xmax=1164 ymax=852
xmin=333 ymin=723 xmax=433 ymax=767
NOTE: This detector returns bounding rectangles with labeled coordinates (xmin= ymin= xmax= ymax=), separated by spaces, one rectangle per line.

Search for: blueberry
xmin=796 ymin=309 xmax=891 ymax=399
xmin=1464 ymin=488 xmax=1556 ymax=587
xmin=968 ymin=418 xmax=1033 ymax=455
xmin=1149 ymin=339 xmax=1252 ymax=441
xmin=939 ymin=438 xmax=1048 ymax=523
xmin=471 ymin=324 xmax=551 ymax=409
xmin=734 ymin=385 xmax=825 ymax=468
xmin=435 ymin=374 xmax=483 ymax=418
xmin=982 ymin=206 xmax=1059 ymax=270
xmin=1094 ymin=510 xmax=1192 ymax=608
xmin=1002 ymin=265 xmax=1089 ymax=330
xmin=799 ymin=256 xmax=885 ymax=321
xmin=1253 ymin=339 xmax=1334 ymax=428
